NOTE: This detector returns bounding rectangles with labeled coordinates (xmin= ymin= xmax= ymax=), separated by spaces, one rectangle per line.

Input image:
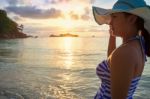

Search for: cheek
xmin=116 ymin=20 xmax=126 ymax=31
xmin=113 ymin=21 xmax=125 ymax=36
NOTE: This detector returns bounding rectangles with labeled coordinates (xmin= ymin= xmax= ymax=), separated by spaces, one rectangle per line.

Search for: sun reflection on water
xmin=63 ymin=37 xmax=73 ymax=50
xmin=63 ymin=37 xmax=74 ymax=69
xmin=64 ymin=52 xmax=73 ymax=69
xmin=20 ymin=37 xmax=83 ymax=98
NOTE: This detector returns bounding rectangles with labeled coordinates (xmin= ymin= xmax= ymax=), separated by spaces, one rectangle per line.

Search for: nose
xmin=109 ymin=17 xmax=113 ymax=30
xmin=109 ymin=17 xmax=113 ymax=25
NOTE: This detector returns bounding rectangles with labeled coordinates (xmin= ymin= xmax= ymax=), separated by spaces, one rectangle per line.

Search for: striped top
xmin=94 ymin=60 xmax=141 ymax=99
xmin=94 ymin=35 xmax=147 ymax=99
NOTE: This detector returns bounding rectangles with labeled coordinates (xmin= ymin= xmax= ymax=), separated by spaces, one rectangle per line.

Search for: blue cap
xmin=113 ymin=0 xmax=147 ymax=11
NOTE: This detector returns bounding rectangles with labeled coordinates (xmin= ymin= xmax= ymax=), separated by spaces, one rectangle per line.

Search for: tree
xmin=18 ymin=24 xmax=24 ymax=32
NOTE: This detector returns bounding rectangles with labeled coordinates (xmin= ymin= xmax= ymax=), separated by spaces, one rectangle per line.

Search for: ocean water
xmin=0 ymin=37 xmax=149 ymax=99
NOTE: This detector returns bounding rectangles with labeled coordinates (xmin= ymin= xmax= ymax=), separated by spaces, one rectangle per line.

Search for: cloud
xmin=44 ymin=0 xmax=92 ymax=5
xmin=6 ymin=0 xmax=19 ymax=5
xmin=4 ymin=0 xmax=33 ymax=6
xmin=12 ymin=16 xmax=23 ymax=21
xmin=44 ymin=0 xmax=71 ymax=4
xmin=69 ymin=11 xmax=79 ymax=20
xmin=5 ymin=6 xmax=63 ymax=19
xmin=48 ymin=0 xmax=57 ymax=4
xmin=68 ymin=6 xmax=91 ymax=21
xmin=4 ymin=0 xmax=92 ymax=21
xmin=81 ymin=14 xmax=90 ymax=20
xmin=80 ymin=7 xmax=91 ymax=20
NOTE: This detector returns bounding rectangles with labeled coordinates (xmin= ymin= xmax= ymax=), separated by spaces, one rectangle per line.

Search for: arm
xmin=107 ymin=35 xmax=116 ymax=57
xmin=110 ymin=47 xmax=135 ymax=99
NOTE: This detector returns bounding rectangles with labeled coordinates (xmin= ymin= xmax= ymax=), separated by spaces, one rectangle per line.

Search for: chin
xmin=112 ymin=33 xmax=121 ymax=37
xmin=113 ymin=31 xmax=122 ymax=37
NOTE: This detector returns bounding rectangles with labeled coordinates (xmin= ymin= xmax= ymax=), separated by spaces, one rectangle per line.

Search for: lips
xmin=109 ymin=26 xmax=114 ymax=32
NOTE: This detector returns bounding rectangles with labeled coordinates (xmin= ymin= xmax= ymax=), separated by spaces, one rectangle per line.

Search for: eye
xmin=111 ymin=15 xmax=117 ymax=18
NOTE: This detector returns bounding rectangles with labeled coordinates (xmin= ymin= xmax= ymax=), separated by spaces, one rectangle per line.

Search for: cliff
xmin=0 ymin=10 xmax=28 ymax=39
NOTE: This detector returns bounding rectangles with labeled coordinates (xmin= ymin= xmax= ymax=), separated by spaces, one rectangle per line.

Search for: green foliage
xmin=0 ymin=10 xmax=19 ymax=34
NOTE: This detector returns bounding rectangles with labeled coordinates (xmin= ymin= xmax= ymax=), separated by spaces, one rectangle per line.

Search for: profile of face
xmin=109 ymin=12 xmax=138 ymax=37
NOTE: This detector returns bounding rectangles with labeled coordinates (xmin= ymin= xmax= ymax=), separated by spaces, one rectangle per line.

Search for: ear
xmin=128 ymin=15 xmax=138 ymax=24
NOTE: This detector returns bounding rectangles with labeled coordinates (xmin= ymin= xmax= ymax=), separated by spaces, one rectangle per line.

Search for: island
xmin=49 ymin=33 xmax=79 ymax=37
xmin=0 ymin=10 xmax=29 ymax=39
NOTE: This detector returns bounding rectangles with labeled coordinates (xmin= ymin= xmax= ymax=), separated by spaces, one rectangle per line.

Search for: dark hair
xmin=136 ymin=16 xmax=150 ymax=57
xmin=124 ymin=12 xmax=150 ymax=57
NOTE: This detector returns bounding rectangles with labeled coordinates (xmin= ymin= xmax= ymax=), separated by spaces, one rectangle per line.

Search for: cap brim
xmin=92 ymin=6 xmax=126 ymax=25
xmin=92 ymin=7 xmax=111 ymax=25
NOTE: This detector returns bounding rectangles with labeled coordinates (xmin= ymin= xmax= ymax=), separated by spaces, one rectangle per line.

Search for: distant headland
xmin=49 ymin=33 xmax=79 ymax=37
xmin=0 ymin=9 xmax=29 ymax=39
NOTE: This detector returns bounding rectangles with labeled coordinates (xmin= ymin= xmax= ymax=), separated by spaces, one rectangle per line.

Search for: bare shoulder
xmin=109 ymin=44 xmax=140 ymax=99
xmin=109 ymin=44 xmax=138 ymax=68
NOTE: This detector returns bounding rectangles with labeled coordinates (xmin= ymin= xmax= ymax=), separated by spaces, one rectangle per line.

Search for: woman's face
xmin=109 ymin=12 xmax=130 ymax=37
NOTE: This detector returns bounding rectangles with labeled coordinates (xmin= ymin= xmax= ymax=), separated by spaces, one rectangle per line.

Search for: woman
xmin=92 ymin=0 xmax=150 ymax=99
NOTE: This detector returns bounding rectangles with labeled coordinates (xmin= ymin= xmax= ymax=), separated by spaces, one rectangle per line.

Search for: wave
xmin=0 ymin=89 xmax=24 ymax=99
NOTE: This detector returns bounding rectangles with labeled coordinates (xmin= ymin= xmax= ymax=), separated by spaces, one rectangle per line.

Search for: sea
xmin=0 ymin=37 xmax=149 ymax=99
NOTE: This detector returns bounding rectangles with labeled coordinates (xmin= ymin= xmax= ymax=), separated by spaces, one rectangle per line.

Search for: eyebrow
xmin=111 ymin=12 xmax=121 ymax=16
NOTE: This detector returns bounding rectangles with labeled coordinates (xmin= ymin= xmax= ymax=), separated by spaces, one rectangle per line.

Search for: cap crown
xmin=113 ymin=0 xmax=147 ymax=10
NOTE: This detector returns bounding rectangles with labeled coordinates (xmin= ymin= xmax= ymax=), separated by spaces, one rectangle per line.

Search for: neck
xmin=122 ymin=31 xmax=139 ymax=44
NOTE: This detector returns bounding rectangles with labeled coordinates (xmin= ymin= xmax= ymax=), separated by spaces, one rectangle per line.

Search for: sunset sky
xmin=0 ymin=0 xmax=150 ymax=37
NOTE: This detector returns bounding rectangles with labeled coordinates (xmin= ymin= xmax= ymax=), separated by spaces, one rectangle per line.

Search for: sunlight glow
xmin=73 ymin=6 xmax=85 ymax=14
xmin=64 ymin=53 xmax=73 ymax=69
xmin=64 ymin=74 xmax=70 ymax=81
xmin=64 ymin=37 xmax=73 ymax=49
xmin=61 ymin=19 xmax=74 ymax=30
xmin=63 ymin=38 xmax=74 ymax=69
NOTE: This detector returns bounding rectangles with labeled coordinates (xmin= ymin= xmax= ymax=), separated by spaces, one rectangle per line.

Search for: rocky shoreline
xmin=0 ymin=32 xmax=29 ymax=39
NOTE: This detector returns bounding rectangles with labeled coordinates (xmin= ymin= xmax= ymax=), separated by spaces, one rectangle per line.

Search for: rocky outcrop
xmin=49 ymin=33 xmax=79 ymax=37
